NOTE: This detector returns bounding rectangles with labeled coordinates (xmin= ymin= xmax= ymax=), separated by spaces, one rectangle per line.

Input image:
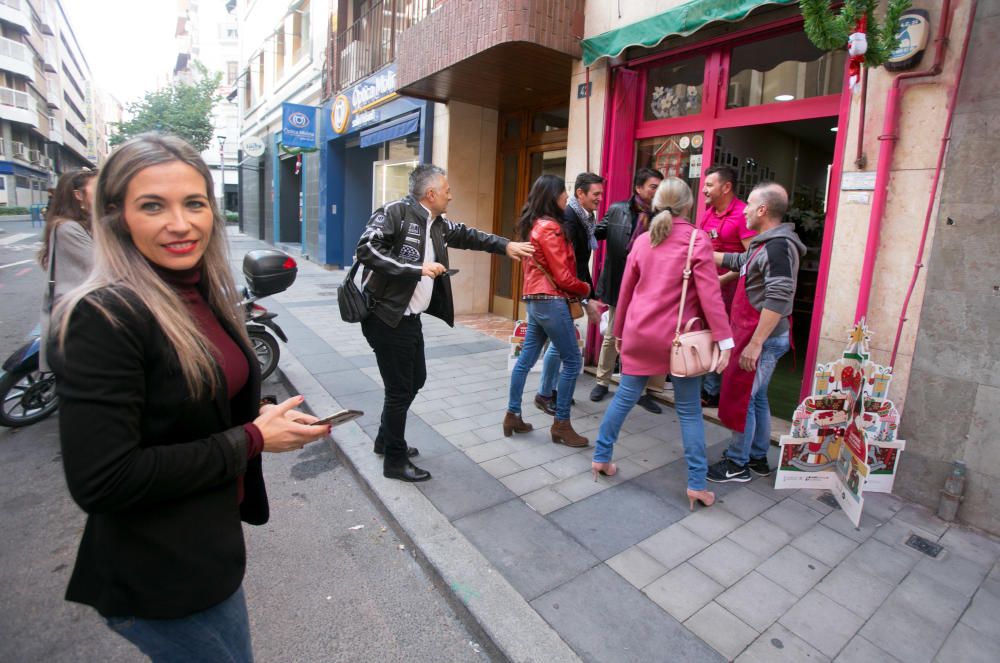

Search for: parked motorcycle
xmin=0 ymin=336 xmax=57 ymax=428
xmin=241 ymin=249 xmax=298 ymax=380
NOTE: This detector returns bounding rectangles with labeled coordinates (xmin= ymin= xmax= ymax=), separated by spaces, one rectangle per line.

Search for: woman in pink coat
xmin=591 ymin=177 xmax=733 ymax=509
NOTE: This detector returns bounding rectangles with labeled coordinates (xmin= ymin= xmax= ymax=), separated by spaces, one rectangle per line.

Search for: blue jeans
xmin=105 ymin=586 xmax=253 ymax=662
xmin=538 ymin=342 xmax=580 ymax=397
xmin=702 ymin=370 xmax=721 ymax=397
xmin=593 ymin=373 xmax=709 ymax=490
xmin=725 ymin=332 xmax=790 ymax=466
xmin=508 ymin=299 xmax=581 ymax=420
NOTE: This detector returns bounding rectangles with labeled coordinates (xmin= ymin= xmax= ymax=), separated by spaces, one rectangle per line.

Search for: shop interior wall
xmin=432 ymin=101 xmax=499 ymax=315
xmin=304 ymin=151 xmax=321 ymax=260
xmin=342 ymin=144 xmax=379 ymax=266
xmin=896 ymin=0 xmax=1000 ymax=535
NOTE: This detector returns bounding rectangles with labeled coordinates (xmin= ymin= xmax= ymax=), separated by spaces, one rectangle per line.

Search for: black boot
xmin=384 ymin=455 xmax=432 ymax=482
xmin=373 ymin=434 xmax=419 ymax=457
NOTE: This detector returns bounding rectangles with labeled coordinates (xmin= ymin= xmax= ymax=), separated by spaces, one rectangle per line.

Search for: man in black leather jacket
xmin=591 ymin=167 xmax=665 ymax=412
xmin=356 ymin=164 xmax=533 ymax=482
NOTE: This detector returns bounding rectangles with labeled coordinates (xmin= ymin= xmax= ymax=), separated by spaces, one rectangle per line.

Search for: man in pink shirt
xmin=699 ymin=166 xmax=754 ymax=408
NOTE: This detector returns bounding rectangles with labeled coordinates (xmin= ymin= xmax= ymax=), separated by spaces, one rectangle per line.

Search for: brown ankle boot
xmin=551 ymin=419 xmax=589 ymax=447
xmin=502 ymin=411 xmax=533 ymax=437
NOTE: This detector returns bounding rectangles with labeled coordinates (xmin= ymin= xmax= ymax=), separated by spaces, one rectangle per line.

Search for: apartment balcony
xmin=45 ymin=77 xmax=59 ymax=108
xmin=0 ymin=0 xmax=31 ymax=35
xmin=11 ymin=139 xmax=26 ymax=160
xmin=0 ymin=36 xmax=35 ymax=80
xmin=37 ymin=9 xmax=54 ymax=36
xmin=395 ymin=0 xmax=584 ymax=110
xmin=42 ymin=43 xmax=57 ymax=73
xmin=0 ymin=86 xmax=38 ymax=127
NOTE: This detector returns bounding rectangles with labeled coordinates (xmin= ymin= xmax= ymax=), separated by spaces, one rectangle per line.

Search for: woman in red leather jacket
xmin=504 ymin=174 xmax=592 ymax=447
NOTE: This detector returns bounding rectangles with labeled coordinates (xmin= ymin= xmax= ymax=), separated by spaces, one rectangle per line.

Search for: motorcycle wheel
xmin=249 ymin=330 xmax=280 ymax=380
xmin=0 ymin=368 xmax=59 ymax=428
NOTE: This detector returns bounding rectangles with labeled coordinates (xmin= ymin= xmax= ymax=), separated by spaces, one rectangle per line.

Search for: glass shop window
xmin=643 ymin=55 xmax=706 ymax=122
xmin=634 ymin=132 xmax=704 ymax=194
xmin=727 ymin=30 xmax=846 ymax=109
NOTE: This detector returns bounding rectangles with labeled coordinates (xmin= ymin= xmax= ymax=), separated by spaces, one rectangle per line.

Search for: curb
xmin=275 ymin=341 xmax=582 ymax=663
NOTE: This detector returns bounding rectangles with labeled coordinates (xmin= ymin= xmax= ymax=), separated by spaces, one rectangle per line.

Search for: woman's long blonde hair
xmin=648 ymin=177 xmax=694 ymax=247
xmin=54 ymin=133 xmax=248 ymax=398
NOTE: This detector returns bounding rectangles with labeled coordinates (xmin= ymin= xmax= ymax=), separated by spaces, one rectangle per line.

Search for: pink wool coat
xmin=613 ymin=220 xmax=733 ymax=377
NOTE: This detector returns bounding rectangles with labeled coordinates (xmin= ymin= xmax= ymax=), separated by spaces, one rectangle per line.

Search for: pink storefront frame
xmin=591 ymin=16 xmax=853 ymax=403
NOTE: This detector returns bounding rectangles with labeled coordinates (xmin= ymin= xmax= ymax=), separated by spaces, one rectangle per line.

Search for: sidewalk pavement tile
xmin=295 ymin=351 xmax=355 ymax=374
xmin=471 ymin=424 xmax=510 ymax=443
xmin=454 ymin=499 xmax=598 ymax=601
xmin=790 ymin=524 xmax=860 ymax=568
xmin=833 ymin=636 xmax=900 ymax=663
xmin=779 ymin=591 xmax=864 ymax=658
xmin=634 ymin=525 xmax=706 ymax=572
xmin=912 ymin=551 xmax=989 ymax=598
xmin=689 ymin=537 xmax=762 ymax=588
xmin=871 ymin=516 xmax=940 ymax=551
xmin=757 ymin=545 xmax=830 ymax=597
xmin=478 ymin=456 xmax=523 ymax=479
xmin=737 ymin=623 xmax=829 ymax=663
xmin=507 ymin=440 xmax=580 ymax=469
xmin=789 ymin=489 xmax=837 ymax=515
xmin=717 ymin=571 xmax=798 ymax=632
xmin=549 ymin=482 xmax=687 ymax=561
xmin=313 ymin=368 xmax=381 ymax=398
xmin=540 ymin=451 xmax=594 ymax=480
xmin=615 ymin=432 xmax=664 ymax=454
xmin=858 ymin=491 xmax=906 ymax=523
xmin=961 ymin=579 xmax=1000 ymax=636
xmin=843 ymin=538 xmax=920 ymax=585
xmin=412 ymin=451 xmax=516 ymax=521
xmin=717 ymin=486 xmax=777 ymax=521
xmin=532 ymin=564 xmax=724 ymax=663
xmin=552 ymin=471 xmax=612 ymax=502
xmin=685 ymin=601 xmax=759 ymax=661
xmin=499 ymin=466 xmax=559 ymax=496
xmin=643 ymin=562 xmax=724 ymax=622
xmin=444 ymin=430 xmax=482 ymax=450
xmin=727 ymin=516 xmax=793 ymax=558
xmin=420 ymin=409 xmax=454 ymax=425
xmin=432 ymin=416 xmax=483 ymax=437
xmin=937 ymin=526 xmax=1000 ymax=569
xmin=521 ymin=486 xmax=571 ymax=515
xmin=465 ymin=438 xmax=529 ymax=463
xmin=820 ymin=509 xmax=879 ymax=543
xmin=858 ymin=601 xmax=949 ymax=663
xmin=893 ymin=503 xmax=950 ymax=538
xmin=680 ymin=505 xmax=745 ymax=543
xmin=888 ymin=572 xmax=971 ymax=630
xmin=606 ymin=545 xmax=667 ymax=589
xmin=744 ymin=475 xmax=785 ymax=501
xmin=761 ymin=498 xmax=826 ymax=537
xmin=346 ymin=353 xmax=379 ymax=368
xmin=816 ymin=564 xmax=894 ymax=619
xmin=626 ymin=441 xmax=685 ymax=471
xmin=935 ymin=622 xmax=999 ymax=663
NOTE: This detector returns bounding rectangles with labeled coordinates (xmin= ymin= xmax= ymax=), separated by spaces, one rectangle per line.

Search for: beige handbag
xmin=670 ymin=227 xmax=720 ymax=378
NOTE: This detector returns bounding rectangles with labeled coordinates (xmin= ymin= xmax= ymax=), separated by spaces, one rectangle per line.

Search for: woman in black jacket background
xmin=50 ymin=133 xmax=328 ymax=662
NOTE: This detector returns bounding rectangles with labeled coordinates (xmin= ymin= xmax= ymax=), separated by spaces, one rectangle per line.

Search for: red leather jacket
xmin=522 ymin=217 xmax=591 ymax=298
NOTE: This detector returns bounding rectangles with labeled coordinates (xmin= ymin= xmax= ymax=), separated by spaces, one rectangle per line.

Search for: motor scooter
xmin=241 ymin=249 xmax=297 ymax=380
xmin=0 ymin=335 xmax=57 ymax=428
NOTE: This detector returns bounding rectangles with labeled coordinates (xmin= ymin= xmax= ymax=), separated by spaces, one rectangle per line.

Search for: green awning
xmin=581 ymin=0 xmax=798 ymax=66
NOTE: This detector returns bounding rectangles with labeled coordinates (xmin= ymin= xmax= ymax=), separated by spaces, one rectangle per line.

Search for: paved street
xmin=224 ymin=228 xmax=1000 ymax=663
xmin=0 ymin=220 xmax=495 ymax=663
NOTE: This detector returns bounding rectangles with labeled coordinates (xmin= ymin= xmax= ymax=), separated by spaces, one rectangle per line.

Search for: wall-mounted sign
xmin=841 ymin=171 xmax=877 ymax=191
xmin=281 ymin=102 xmax=319 ymax=148
xmin=331 ymin=95 xmax=350 ymax=134
xmin=242 ymin=136 xmax=266 ymax=158
xmin=886 ymin=9 xmax=930 ymax=71
xmin=329 ymin=64 xmax=399 ymax=135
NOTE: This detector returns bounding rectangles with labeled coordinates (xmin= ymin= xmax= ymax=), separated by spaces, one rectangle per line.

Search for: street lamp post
xmin=217 ymin=134 xmax=227 ymax=213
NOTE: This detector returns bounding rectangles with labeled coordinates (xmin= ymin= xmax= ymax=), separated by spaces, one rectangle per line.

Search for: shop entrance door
xmin=491 ymin=106 xmax=569 ymax=320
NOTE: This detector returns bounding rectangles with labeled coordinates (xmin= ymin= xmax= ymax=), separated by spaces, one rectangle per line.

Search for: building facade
xmin=0 ymin=0 xmax=106 ymax=206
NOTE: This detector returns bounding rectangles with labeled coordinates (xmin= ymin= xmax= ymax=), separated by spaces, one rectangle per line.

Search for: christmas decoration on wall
xmin=801 ymin=0 xmax=912 ymax=77
xmin=775 ymin=321 xmax=906 ymax=527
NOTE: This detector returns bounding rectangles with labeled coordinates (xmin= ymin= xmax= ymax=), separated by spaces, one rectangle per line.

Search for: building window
xmin=643 ymin=55 xmax=706 ymax=122
xmin=727 ymin=30 xmax=845 ymax=109
xmin=292 ymin=0 xmax=310 ymax=62
xmin=256 ymin=51 xmax=265 ymax=98
xmin=275 ymin=29 xmax=285 ymax=80
xmin=244 ymin=67 xmax=252 ymax=109
xmin=227 ymin=61 xmax=238 ymax=85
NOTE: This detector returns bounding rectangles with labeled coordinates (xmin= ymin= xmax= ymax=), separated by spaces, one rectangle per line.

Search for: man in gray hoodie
xmin=706 ymin=182 xmax=807 ymax=483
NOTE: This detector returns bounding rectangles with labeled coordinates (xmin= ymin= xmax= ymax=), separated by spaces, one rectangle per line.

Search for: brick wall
xmin=396 ymin=0 xmax=584 ymax=88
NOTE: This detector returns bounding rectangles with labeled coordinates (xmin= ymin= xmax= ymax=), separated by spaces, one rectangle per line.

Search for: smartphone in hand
xmin=309 ymin=410 xmax=364 ymax=427
xmin=444 ymin=268 xmax=460 ymax=276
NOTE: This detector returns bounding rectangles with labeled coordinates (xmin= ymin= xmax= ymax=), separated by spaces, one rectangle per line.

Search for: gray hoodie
xmin=721 ymin=222 xmax=807 ymax=338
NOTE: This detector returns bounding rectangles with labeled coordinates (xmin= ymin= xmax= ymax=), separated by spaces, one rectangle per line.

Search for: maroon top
xmin=157 ymin=265 xmax=264 ymax=501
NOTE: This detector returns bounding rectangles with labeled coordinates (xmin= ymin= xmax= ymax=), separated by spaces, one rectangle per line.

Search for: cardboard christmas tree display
xmin=775 ymin=321 xmax=906 ymax=526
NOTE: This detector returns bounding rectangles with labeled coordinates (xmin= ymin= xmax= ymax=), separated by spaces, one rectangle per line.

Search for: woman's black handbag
xmin=338 ymin=261 xmax=373 ymax=323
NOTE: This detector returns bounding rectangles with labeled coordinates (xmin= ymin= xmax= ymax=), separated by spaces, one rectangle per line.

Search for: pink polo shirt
xmin=700 ymin=197 xmax=754 ymax=312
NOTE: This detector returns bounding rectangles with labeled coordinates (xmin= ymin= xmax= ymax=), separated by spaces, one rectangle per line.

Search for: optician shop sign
xmin=331 ymin=64 xmax=398 ymax=135
xmin=281 ymin=102 xmax=319 ymax=148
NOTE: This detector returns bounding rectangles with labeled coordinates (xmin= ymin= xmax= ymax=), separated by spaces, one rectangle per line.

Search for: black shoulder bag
xmin=338 ymin=260 xmax=373 ymax=323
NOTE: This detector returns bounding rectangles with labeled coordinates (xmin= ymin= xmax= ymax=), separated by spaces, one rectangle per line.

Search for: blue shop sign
xmin=282 ymin=102 xmax=319 ymax=148
xmin=328 ymin=63 xmax=423 ymax=138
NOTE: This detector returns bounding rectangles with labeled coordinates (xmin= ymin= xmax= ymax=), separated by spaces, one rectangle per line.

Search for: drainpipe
xmin=853 ymin=0 xmax=956 ymax=323
xmin=890 ymin=0 xmax=976 ymax=366
xmin=938 ymin=460 xmax=967 ymax=521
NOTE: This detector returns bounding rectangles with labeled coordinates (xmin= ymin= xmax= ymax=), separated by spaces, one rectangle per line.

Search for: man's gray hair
xmin=409 ymin=164 xmax=447 ymax=199
xmin=752 ymin=182 xmax=789 ymax=220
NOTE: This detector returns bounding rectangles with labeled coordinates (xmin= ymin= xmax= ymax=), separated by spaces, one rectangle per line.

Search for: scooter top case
xmin=243 ymin=250 xmax=297 ymax=298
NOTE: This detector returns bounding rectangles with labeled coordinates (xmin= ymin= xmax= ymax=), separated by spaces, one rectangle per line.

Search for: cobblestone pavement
xmin=236 ymin=229 xmax=1000 ymax=663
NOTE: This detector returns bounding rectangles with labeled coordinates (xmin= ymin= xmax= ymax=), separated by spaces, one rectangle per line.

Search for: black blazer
xmin=561 ymin=206 xmax=595 ymax=292
xmin=50 ymin=286 xmax=268 ymax=619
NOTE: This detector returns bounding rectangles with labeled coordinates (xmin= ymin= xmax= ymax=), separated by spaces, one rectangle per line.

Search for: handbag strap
xmin=673 ymin=226 xmax=698 ymax=343
xmin=530 ymin=255 xmax=572 ymax=299
xmin=46 ymin=225 xmax=58 ymax=308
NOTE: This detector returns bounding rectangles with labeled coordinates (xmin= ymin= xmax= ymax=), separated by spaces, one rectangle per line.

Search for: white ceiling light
xmin=775 ymin=94 xmax=795 ymax=102
xmin=830 ymin=127 xmax=838 ymax=132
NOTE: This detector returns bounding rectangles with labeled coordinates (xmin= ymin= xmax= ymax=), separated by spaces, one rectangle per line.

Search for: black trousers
xmin=361 ymin=314 xmax=426 ymax=460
